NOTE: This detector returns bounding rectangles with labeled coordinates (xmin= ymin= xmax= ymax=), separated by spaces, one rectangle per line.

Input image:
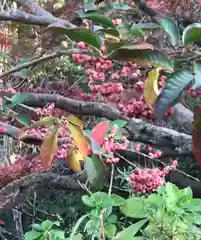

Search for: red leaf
xmin=91 ymin=121 xmax=110 ymax=145
xmin=192 ymin=106 xmax=201 ymax=166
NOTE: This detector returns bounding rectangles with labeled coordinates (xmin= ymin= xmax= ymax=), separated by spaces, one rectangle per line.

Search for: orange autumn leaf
xmin=67 ymin=148 xmax=85 ymax=173
xmin=144 ymin=68 xmax=160 ymax=110
xmin=39 ymin=126 xmax=61 ymax=168
xmin=91 ymin=121 xmax=110 ymax=145
xmin=68 ymin=123 xmax=91 ymax=157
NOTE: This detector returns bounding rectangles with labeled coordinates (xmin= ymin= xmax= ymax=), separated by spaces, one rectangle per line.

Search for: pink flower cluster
xmin=188 ymin=87 xmax=201 ymax=98
xmin=0 ymin=156 xmax=45 ymax=188
xmin=90 ymin=82 xmax=123 ymax=95
xmin=103 ymin=125 xmax=129 ymax=164
xmin=129 ymin=160 xmax=178 ymax=193
xmin=26 ymin=104 xmax=71 ymax=159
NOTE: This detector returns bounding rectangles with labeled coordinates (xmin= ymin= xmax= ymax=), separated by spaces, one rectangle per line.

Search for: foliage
xmin=24 ymin=182 xmax=201 ymax=239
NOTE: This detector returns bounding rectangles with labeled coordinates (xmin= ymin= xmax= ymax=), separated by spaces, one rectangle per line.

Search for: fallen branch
xmin=0 ymin=92 xmax=192 ymax=149
xmin=0 ymin=92 xmax=126 ymax=121
xmin=0 ymin=172 xmax=84 ymax=206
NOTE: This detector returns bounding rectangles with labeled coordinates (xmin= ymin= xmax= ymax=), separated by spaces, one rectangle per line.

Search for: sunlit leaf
xmin=39 ymin=125 xmax=61 ymax=168
xmin=182 ymin=23 xmax=201 ymax=45
xmin=192 ymin=106 xmax=201 ymax=166
xmin=97 ymin=28 xmax=120 ymax=38
xmin=85 ymin=155 xmax=106 ymax=190
xmin=47 ymin=23 xmax=102 ymax=50
xmin=192 ymin=62 xmax=201 ymax=90
xmin=107 ymin=43 xmax=174 ymax=70
xmin=91 ymin=121 xmax=110 ymax=145
xmin=154 ymin=16 xmax=180 ymax=46
xmin=155 ymin=70 xmax=193 ymax=120
xmin=67 ymin=148 xmax=85 ymax=173
xmin=66 ymin=115 xmax=84 ymax=128
xmin=68 ymin=123 xmax=91 ymax=157
xmin=31 ymin=116 xmax=58 ymax=128
xmin=144 ymin=68 xmax=160 ymax=110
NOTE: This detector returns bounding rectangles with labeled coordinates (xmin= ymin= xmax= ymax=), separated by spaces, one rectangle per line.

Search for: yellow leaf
xmin=31 ymin=116 xmax=58 ymax=128
xmin=18 ymin=116 xmax=58 ymax=140
xmin=68 ymin=123 xmax=90 ymax=157
xmin=67 ymin=148 xmax=85 ymax=173
xmin=39 ymin=126 xmax=61 ymax=168
xmin=66 ymin=115 xmax=84 ymax=128
xmin=144 ymin=68 xmax=160 ymax=110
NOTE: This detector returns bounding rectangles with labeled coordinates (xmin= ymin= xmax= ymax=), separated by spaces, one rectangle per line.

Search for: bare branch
xmin=0 ymin=49 xmax=89 ymax=79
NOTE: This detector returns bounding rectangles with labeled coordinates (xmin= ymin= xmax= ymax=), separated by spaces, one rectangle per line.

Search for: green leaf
xmin=1 ymin=96 xmax=7 ymax=114
xmin=41 ymin=220 xmax=54 ymax=231
xmin=68 ymin=233 xmax=83 ymax=240
xmin=192 ymin=62 xmax=201 ymax=90
xmin=14 ymin=69 xmax=32 ymax=79
xmin=15 ymin=113 xmax=32 ymax=127
xmin=32 ymin=224 xmax=43 ymax=232
xmin=182 ymin=23 xmax=201 ymax=45
xmin=112 ymin=3 xmax=131 ymax=10
xmin=50 ymin=229 xmax=65 ymax=240
xmin=47 ymin=24 xmax=102 ymax=50
xmin=82 ymin=195 xmax=94 ymax=206
xmin=70 ymin=214 xmax=89 ymax=239
xmin=105 ymin=223 xmax=117 ymax=238
xmin=85 ymin=155 xmax=106 ymax=190
xmin=24 ymin=230 xmax=42 ymax=240
xmin=120 ymin=197 xmax=147 ymax=218
xmin=110 ymin=120 xmax=127 ymax=128
xmin=112 ymin=219 xmax=148 ymax=240
xmin=155 ymin=69 xmax=193 ymax=120
xmin=79 ymin=13 xmax=116 ymax=28
xmin=107 ymin=43 xmax=174 ymax=70
xmin=84 ymin=0 xmax=97 ymax=12
xmin=7 ymin=93 xmax=28 ymax=109
xmin=135 ymin=23 xmax=159 ymax=29
xmin=130 ymin=25 xmax=145 ymax=38
xmin=154 ymin=16 xmax=180 ymax=46
xmin=104 ymin=40 xmax=124 ymax=55
xmin=110 ymin=194 xmax=126 ymax=206
xmin=107 ymin=214 xmax=117 ymax=224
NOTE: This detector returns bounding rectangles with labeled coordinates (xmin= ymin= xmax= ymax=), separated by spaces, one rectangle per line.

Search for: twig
xmin=108 ymin=164 xmax=114 ymax=196
xmin=100 ymin=210 xmax=106 ymax=240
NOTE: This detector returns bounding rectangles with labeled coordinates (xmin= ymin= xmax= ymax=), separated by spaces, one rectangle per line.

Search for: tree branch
xmin=0 ymin=49 xmax=89 ymax=79
xmin=0 ymin=91 xmax=192 ymax=149
xmin=0 ymin=172 xmax=84 ymax=206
